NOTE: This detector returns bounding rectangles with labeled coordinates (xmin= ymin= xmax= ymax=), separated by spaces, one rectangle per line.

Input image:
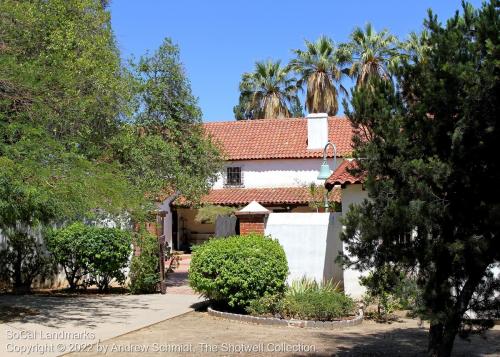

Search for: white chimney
xmin=307 ymin=113 xmax=328 ymax=150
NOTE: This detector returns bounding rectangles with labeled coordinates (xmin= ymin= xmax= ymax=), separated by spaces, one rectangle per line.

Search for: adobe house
xmin=160 ymin=113 xmax=354 ymax=251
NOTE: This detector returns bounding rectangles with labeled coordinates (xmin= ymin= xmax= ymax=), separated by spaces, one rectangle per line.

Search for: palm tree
xmin=235 ymin=60 xmax=300 ymax=119
xmin=403 ymin=30 xmax=431 ymax=63
xmin=343 ymin=23 xmax=399 ymax=89
xmin=290 ymin=36 xmax=347 ymax=116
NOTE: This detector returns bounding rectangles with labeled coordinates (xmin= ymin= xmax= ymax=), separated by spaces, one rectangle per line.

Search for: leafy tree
xmin=341 ymin=2 xmax=499 ymax=356
xmin=234 ymin=60 xmax=301 ymax=119
xmin=342 ymin=23 xmax=400 ymax=90
xmin=195 ymin=205 xmax=236 ymax=224
xmin=0 ymin=1 xmax=222 ymax=292
xmin=120 ymin=38 xmax=223 ymax=202
xmin=0 ymin=0 xmax=142 ymax=292
xmin=290 ymin=36 xmax=347 ymax=115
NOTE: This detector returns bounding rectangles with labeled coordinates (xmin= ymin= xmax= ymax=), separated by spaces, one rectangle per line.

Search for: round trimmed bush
xmin=188 ymin=234 xmax=288 ymax=310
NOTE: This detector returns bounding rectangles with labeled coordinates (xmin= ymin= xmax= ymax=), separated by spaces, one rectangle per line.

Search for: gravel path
xmin=69 ymin=311 xmax=500 ymax=356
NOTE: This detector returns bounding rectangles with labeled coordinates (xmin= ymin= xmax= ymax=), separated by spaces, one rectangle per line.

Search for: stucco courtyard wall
xmin=264 ymin=212 xmax=345 ymax=292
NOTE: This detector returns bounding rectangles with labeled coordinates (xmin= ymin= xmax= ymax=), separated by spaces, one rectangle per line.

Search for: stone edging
xmin=207 ymin=307 xmax=363 ymax=329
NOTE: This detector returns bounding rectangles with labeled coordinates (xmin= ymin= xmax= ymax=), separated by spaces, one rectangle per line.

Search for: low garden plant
xmin=247 ymin=278 xmax=356 ymax=321
xmin=188 ymin=234 xmax=288 ymax=311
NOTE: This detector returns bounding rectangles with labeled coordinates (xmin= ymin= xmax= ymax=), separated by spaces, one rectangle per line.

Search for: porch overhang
xmin=172 ymin=187 xmax=341 ymax=207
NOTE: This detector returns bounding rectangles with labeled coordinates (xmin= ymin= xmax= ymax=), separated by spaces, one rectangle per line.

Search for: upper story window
xmin=225 ymin=166 xmax=243 ymax=187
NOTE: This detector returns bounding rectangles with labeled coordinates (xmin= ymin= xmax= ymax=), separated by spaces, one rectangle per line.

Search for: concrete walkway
xmin=0 ymin=293 xmax=202 ymax=356
xmin=166 ymin=254 xmax=195 ymax=295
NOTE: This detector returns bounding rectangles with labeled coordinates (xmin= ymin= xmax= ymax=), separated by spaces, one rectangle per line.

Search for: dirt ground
xmin=69 ymin=311 xmax=500 ymax=357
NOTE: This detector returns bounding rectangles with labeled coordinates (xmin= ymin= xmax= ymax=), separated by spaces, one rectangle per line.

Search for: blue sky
xmin=110 ymin=0 xmax=482 ymax=122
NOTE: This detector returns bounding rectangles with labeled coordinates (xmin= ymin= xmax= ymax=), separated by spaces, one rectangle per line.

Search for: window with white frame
xmin=225 ymin=166 xmax=243 ymax=186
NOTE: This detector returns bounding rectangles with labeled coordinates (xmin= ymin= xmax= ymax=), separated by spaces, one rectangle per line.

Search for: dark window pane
xmin=226 ymin=167 xmax=242 ymax=186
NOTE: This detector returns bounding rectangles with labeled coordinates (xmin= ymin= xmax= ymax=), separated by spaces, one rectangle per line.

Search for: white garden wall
xmin=264 ymin=212 xmax=343 ymax=286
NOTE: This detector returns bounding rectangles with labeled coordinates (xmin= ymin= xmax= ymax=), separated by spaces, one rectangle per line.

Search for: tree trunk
xmin=428 ymin=322 xmax=443 ymax=357
xmin=438 ymin=324 xmax=458 ymax=357
xmin=428 ymin=319 xmax=460 ymax=357
xmin=13 ymin=250 xmax=30 ymax=294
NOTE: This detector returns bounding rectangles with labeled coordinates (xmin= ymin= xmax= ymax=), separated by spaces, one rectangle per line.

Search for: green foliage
xmin=194 ymin=205 xmax=236 ymax=224
xmin=341 ymin=2 xmax=499 ymax=355
xmin=246 ymin=293 xmax=284 ymax=317
xmin=234 ymin=60 xmax=301 ymax=120
xmin=123 ymin=38 xmax=223 ymax=201
xmin=0 ymin=0 xmax=144 ymax=285
xmin=288 ymin=277 xmax=342 ymax=295
xmin=129 ymin=232 xmax=160 ymax=294
xmin=290 ymin=36 xmax=348 ymax=115
xmin=188 ymin=234 xmax=288 ymax=310
xmin=281 ymin=288 xmax=355 ymax=321
xmin=247 ymin=278 xmax=355 ymax=321
xmin=0 ymin=230 xmax=54 ymax=294
xmin=85 ymin=227 xmax=132 ymax=291
xmin=307 ymin=183 xmax=341 ymax=212
xmin=46 ymin=223 xmax=133 ymax=291
xmin=0 ymin=1 xmax=221 ymax=294
xmin=360 ymin=266 xmax=420 ymax=321
xmin=46 ymin=223 xmax=93 ymax=290
xmin=341 ymin=23 xmax=400 ymax=89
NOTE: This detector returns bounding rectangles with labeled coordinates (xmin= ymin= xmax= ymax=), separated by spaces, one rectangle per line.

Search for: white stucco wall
xmin=341 ymin=184 xmax=369 ymax=299
xmin=265 ymin=213 xmax=343 ymax=284
xmin=213 ymin=158 xmax=344 ymax=189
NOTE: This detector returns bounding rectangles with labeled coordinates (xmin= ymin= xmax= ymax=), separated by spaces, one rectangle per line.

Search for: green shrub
xmin=85 ymin=226 xmax=132 ymax=291
xmin=360 ymin=265 xmax=422 ymax=320
xmin=281 ymin=288 xmax=355 ymax=321
xmin=47 ymin=223 xmax=132 ymax=292
xmin=129 ymin=232 xmax=160 ymax=294
xmin=283 ymin=278 xmax=354 ymax=321
xmin=46 ymin=223 xmax=92 ymax=290
xmin=246 ymin=278 xmax=355 ymax=321
xmin=246 ymin=293 xmax=284 ymax=317
xmin=188 ymin=234 xmax=288 ymax=310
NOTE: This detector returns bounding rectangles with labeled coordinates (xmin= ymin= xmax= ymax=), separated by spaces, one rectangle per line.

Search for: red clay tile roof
xmin=174 ymin=187 xmax=341 ymax=207
xmin=325 ymin=160 xmax=366 ymax=189
xmin=204 ymin=117 xmax=353 ymax=160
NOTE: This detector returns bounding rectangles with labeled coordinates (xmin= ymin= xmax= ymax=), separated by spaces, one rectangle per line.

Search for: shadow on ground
xmin=0 ymin=294 xmax=159 ymax=329
xmin=313 ymin=326 xmax=500 ymax=356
